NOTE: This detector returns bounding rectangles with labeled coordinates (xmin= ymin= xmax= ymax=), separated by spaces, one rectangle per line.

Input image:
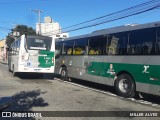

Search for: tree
xmin=5 ymin=34 xmax=15 ymax=48
xmin=6 ymin=25 xmax=36 ymax=47
xmin=13 ymin=25 xmax=36 ymax=36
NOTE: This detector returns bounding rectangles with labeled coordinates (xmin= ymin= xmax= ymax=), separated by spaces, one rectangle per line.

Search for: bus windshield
xmin=26 ymin=36 xmax=52 ymax=50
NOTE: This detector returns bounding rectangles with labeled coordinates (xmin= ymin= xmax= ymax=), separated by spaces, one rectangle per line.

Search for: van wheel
xmin=115 ymin=74 xmax=135 ymax=98
xmin=61 ymin=67 xmax=68 ymax=81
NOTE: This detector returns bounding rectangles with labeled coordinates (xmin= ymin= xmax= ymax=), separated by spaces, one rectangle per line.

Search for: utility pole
xmin=31 ymin=9 xmax=43 ymax=35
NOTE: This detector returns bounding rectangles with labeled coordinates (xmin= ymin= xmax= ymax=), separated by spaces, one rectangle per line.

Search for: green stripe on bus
xmin=87 ymin=62 xmax=160 ymax=85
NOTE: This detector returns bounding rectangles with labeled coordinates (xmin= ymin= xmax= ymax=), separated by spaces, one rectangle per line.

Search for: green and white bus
xmin=55 ymin=21 xmax=160 ymax=98
xmin=8 ymin=35 xmax=55 ymax=76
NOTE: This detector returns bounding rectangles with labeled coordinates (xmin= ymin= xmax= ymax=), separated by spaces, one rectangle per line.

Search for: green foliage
xmin=5 ymin=34 xmax=15 ymax=48
xmin=6 ymin=25 xmax=36 ymax=47
xmin=13 ymin=25 xmax=36 ymax=35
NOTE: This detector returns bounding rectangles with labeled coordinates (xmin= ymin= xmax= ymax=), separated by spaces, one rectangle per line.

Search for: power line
xmin=43 ymin=0 xmax=160 ymax=35
xmin=63 ymin=5 xmax=160 ymax=33
xmin=1 ymin=0 xmax=160 ymax=38
xmin=62 ymin=0 xmax=160 ymax=31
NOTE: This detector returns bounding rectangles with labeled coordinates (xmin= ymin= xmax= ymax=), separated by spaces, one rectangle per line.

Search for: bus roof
xmin=56 ymin=21 xmax=160 ymax=42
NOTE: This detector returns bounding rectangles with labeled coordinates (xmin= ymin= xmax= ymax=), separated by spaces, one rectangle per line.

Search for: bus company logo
xmin=45 ymin=60 xmax=48 ymax=64
xmin=143 ymin=65 xmax=149 ymax=73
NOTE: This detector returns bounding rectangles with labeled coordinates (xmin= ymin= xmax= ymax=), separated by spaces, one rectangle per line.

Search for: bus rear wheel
xmin=60 ymin=67 xmax=68 ymax=81
xmin=12 ymin=66 xmax=16 ymax=77
xmin=115 ymin=74 xmax=135 ymax=98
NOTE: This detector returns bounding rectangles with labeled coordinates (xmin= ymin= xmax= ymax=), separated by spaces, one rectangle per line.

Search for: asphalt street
xmin=0 ymin=63 xmax=159 ymax=120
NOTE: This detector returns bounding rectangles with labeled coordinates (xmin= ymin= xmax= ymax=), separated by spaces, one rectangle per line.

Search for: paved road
xmin=0 ymin=63 xmax=159 ymax=120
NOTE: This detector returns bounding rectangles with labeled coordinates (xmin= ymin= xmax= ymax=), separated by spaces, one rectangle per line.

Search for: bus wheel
xmin=8 ymin=67 xmax=11 ymax=72
xmin=115 ymin=74 xmax=135 ymax=98
xmin=12 ymin=66 xmax=16 ymax=77
xmin=61 ymin=67 xmax=68 ymax=81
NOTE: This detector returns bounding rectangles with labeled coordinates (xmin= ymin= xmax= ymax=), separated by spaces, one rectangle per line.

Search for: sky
xmin=0 ymin=0 xmax=160 ymax=40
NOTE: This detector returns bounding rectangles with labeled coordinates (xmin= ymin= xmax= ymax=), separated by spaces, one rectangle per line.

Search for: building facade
xmin=36 ymin=16 xmax=61 ymax=36
xmin=36 ymin=16 xmax=69 ymax=38
xmin=0 ymin=39 xmax=7 ymax=63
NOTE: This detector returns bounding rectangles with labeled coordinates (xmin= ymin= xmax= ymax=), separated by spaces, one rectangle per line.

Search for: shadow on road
xmin=68 ymin=78 xmax=116 ymax=96
xmin=4 ymin=89 xmax=48 ymax=120
xmin=139 ymin=93 xmax=160 ymax=105
xmin=16 ymin=73 xmax=55 ymax=80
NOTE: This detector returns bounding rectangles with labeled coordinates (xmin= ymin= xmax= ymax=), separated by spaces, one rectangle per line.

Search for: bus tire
xmin=60 ymin=67 xmax=68 ymax=81
xmin=115 ymin=74 xmax=135 ymax=98
xmin=8 ymin=67 xmax=11 ymax=72
xmin=12 ymin=66 xmax=16 ymax=77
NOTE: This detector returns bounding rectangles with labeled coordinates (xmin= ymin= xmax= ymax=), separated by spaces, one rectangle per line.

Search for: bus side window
xmin=129 ymin=28 xmax=155 ymax=55
xmin=17 ymin=40 xmax=20 ymax=53
xmin=142 ymin=42 xmax=152 ymax=55
xmin=88 ymin=48 xmax=101 ymax=55
xmin=127 ymin=44 xmax=136 ymax=55
xmin=63 ymin=40 xmax=74 ymax=55
xmin=107 ymin=36 xmax=119 ymax=55
xmin=95 ymin=48 xmax=101 ymax=55
xmin=89 ymin=35 xmax=107 ymax=55
xmin=73 ymin=47 xmax=83 ymax=55
xmin=63 ymin=47 xmax=67 ymax=55
xmin=89 ymin=48 xmax=96 ymax=55
xmin=74 ymin=38 xmax=88 ymax=55
xmin=156 ymin=29 xmax=160 ymax=54
xmin=142 ymin=45 xmax=148 ymax=54
xmin=156 ymin=41 xmax=160 ymax=54
xmin=155 ymin=43 xmax=160 ymax=54
xmin=55 ymin=42 xmax=63 ymax=57
xmin=134 ymin=44 xmax=142 ymax=55
xmin=67 ymin=48 xmax=72 ymax=55
xmin=8 ymin=46 xmax=12 ymax=56
xmin=12 ymin=43 xmax=15 ymax=55
xmin=55 ymin=45 xmax=62 ymax=58
xmin=15 ymin=41 xmax=18 ymax=55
